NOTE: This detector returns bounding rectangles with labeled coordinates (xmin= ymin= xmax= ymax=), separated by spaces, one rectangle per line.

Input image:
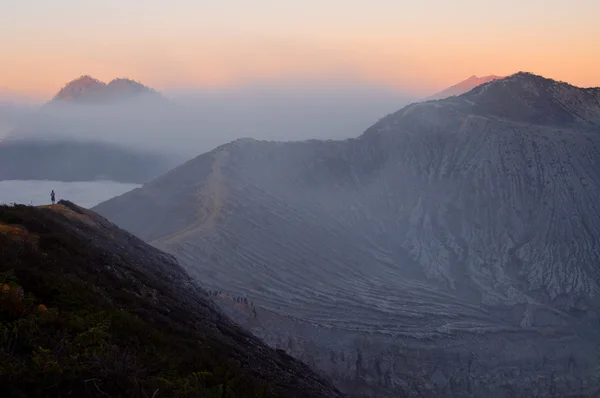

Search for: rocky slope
xmin=0 ymin=201 xmax=342 ymax=397
xmin=95 ymin=73 xmax=600 ymax=397
xmin=424 ymin=75 xmax=504 ymax=101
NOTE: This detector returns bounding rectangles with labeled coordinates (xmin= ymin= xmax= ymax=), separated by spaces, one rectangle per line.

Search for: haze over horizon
xmin=2 ymin=0 xmax=600 ymax=100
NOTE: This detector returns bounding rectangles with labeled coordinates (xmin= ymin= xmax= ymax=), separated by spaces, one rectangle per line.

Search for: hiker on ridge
xmin=51 ymin=190 xmax=55 ymax=205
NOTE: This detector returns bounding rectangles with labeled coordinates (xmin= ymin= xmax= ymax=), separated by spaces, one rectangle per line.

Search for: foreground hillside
xmin=0 ymin=202 xmax=342 ymax=397
xmin=95 ymin=73 xmax=600 ymax=396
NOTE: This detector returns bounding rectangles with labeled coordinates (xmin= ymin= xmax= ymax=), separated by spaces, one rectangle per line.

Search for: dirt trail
xmin=158 ymin=150 xmax=228 ymax=245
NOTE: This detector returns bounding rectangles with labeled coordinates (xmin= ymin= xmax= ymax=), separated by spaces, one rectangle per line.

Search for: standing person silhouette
xmin=50 ymin=190 xmax=55 ymax=205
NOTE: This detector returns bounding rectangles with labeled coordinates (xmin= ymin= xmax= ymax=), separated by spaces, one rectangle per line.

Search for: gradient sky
xmin=1 ymin=0 xmax=599 ymax=98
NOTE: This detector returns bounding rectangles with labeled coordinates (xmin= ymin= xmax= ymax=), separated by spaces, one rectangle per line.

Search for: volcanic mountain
xmin=424 ymin=74 xmax=504 ymax=101
xmin=95 ymin=72 xmax=600 ymax=397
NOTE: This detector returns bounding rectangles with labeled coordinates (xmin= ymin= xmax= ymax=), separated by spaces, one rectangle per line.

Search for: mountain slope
xmin=424 ymin=74 xmax=504 ymax=101
xmin=0 ymin=201 xmax=342 ymax=397
xmin=95 ymin=73 xmax=600 ymax=397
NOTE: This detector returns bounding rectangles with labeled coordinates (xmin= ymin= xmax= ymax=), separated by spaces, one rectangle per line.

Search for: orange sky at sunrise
xmin=1 ymin=0 xmax=599 ymax=99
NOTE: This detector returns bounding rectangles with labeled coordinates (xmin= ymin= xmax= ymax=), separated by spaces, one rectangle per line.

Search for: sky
xmin=1 ymin=0 xmax=599 ymax=99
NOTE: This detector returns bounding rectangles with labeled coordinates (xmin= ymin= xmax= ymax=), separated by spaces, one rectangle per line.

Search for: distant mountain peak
xmin=53 ymin=75 xmax=107 ymax=102
xmin=105 ymin=78 xmax=157 ymax=100
xmin=107 ymin=78 xmax=155 ymax=91
xmin=68 ymin=75 xmax=103 ymax=85
xmin=480 ymin=71 xmax=591 ymax=89
xmin=424 ymin=74 xmax=505 ymax=101
xmin=109 ymin=77 xmax=139 ymax=84
xmin=52 ymin=75 xmax=159 ymax=104
xmin=491 ymin=71 xmax=558 ymax=86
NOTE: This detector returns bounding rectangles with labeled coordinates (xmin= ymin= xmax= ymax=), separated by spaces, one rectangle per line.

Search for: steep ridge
xmin=0 ymin=201 xmax=342 ymax=397
xmin=95 ymin=73 xmax=600 ymax=397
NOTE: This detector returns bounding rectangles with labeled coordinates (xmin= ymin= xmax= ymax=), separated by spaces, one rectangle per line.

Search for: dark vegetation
xmin=0 ymin=202 xmax=340 ymax=397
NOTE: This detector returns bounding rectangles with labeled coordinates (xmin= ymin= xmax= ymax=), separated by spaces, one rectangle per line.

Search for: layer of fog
xmin=3 ymin=82 xmax=414 ymax=159
xmin=169 ymin=83 xmax=414 ymax=145
xmin=0 ymin=99 xmax=36 ymax=140
xmin=0 ymin=180 xmax=140 ymax=208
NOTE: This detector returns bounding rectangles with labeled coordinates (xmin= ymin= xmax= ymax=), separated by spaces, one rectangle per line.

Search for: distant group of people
xmin=207 ymin=290 xmax=257 ymax=319
xmin=207 ymin=290 xmax=254 ymax=308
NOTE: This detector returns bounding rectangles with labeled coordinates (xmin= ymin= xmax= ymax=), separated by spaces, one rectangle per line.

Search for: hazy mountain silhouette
xmin=95 ymin=72 xmax=600 ymax=396
xmin=52 ymin=75 xmax=162 ymax=104
xmin=424 ymin=74 xmax=504 ymax=101
xmin=1 ymin=76 xmax=181 ymax=183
